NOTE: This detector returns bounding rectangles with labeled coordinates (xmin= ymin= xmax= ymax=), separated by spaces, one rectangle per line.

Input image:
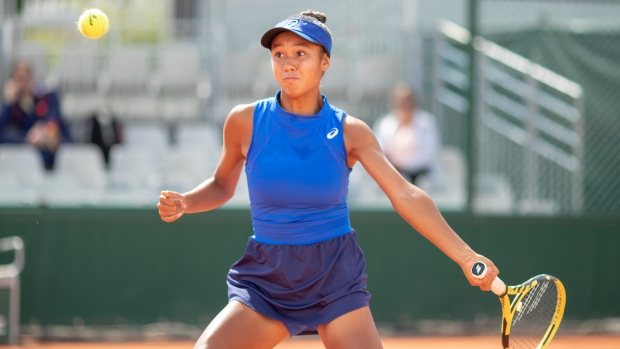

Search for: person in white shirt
xmin=373 ymin=83 xmax=441 ymax=185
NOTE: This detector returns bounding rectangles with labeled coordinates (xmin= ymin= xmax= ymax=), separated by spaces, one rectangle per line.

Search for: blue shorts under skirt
xmin=227 ymin=230 xmax=371 ymax=336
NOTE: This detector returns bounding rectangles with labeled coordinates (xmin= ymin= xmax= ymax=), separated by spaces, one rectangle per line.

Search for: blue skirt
xmin=227 ymin=230 xmax=371 ymax=336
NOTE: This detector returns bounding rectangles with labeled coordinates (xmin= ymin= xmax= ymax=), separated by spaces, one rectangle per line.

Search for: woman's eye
xmin=297 ymin=51 xmax=306 ymax=57
xmin=274 ymin=52 xmax=284 ymax=58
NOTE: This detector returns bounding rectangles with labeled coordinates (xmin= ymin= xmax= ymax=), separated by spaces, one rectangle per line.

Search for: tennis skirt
xmin=227 ymin=230 xmax=371 ymax=336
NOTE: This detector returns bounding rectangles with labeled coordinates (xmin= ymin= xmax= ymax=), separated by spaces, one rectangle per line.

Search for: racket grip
xmin=490 ymin=277 xmax=507 ymax=296
xmin=471 ymin=261 xmax=507 ymax=296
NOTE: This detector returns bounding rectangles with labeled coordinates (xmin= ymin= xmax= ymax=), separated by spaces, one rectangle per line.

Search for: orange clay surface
xmin=16 ymin=335 xmax=620 ymax=348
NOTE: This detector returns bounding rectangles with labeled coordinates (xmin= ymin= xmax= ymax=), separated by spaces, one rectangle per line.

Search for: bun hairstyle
xmin=296 ymin=10 xmax=332 ymax=38
xmin=300 ymin=10 xmax=327 ymax=24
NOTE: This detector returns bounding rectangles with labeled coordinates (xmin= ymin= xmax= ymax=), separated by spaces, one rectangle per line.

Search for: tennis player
xmin=158 ymin=10 xmax=500 ymax=349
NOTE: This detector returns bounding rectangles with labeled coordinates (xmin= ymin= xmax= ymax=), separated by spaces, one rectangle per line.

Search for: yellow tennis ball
xmin=77 ymin=8 xmax=109 ymax=39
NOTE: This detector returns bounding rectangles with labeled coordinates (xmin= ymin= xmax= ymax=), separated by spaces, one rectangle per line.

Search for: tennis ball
xmin=77 ymin=8 xmax=109 ymax=39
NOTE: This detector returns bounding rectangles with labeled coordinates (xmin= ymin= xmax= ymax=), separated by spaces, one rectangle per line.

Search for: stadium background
xmin=0 ymin=0 xmax=619 ymax=346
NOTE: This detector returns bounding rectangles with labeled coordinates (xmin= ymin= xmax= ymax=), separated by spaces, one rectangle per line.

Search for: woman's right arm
xmin=157 ymin=103 xmax=253 ymax=222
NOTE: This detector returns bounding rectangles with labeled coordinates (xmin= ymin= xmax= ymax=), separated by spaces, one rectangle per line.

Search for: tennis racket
xmin=471 ymin=261 xmax=566 ymax=349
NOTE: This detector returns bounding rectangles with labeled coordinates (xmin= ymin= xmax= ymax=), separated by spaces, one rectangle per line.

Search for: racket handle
xmin=471 ymin=261 xmax=507 ymax=296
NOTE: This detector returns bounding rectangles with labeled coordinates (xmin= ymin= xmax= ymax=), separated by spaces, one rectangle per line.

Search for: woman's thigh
xmin=194 ymin=300 xmax=290 ymax=349
xmin=317 ymin=306 xmax=383 ymax=349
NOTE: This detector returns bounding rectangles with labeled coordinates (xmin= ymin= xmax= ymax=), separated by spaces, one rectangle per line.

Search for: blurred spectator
xmin=373 ymin=83 xmax=440 ymax=185
xmin=0 ymin=60 xmax=71 ymax=170
xmin=81 ymin=105 xmax=122 ymax=166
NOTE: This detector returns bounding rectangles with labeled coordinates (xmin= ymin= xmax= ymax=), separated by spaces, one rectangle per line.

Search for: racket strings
xmin=510 ymin=280 xmax=559 ymax=349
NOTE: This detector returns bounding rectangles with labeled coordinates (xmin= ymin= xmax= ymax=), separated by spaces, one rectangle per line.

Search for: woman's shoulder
xmin=225 ymin=102 xmax=255 ymax=128
xmin=343 ymin=113 xmax=374 ymax=141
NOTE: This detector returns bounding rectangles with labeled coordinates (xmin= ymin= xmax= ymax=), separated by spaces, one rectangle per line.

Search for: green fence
xmin=1 ymin=207 xmax=618 ymax=337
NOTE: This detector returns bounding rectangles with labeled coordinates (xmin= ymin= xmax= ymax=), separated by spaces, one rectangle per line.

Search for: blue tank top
xmin=245 ymin=91 xmax=353 ymax=244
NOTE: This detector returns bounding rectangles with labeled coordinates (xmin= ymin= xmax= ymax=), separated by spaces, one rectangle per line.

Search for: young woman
xmin=158 ymin=10 xmax=499 ymax=349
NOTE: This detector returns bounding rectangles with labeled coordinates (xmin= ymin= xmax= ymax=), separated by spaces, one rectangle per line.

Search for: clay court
xmin=15 ymin=336 xmax=620 ymax=348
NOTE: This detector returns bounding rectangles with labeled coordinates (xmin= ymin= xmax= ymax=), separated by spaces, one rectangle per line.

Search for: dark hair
xmin=294 ymin=10 xmax=332 ymax=38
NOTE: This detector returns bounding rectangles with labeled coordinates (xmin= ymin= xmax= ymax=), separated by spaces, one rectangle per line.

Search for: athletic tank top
xmin=245 ymin=91 xmax=353 ymax=244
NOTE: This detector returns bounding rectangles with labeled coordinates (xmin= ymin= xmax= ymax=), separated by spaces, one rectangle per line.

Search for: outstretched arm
xmin=157 ymin=103 xmax=253 ymax=222
xmin=344 ymin=115 xmax=499 ymax=291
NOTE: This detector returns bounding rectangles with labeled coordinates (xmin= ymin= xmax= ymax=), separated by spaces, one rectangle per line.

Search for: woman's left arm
xmin=344 ymin=115 xmax=499 ymax=291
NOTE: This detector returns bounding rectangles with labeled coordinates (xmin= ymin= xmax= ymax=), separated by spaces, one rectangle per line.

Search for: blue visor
xmin=261 ymin=18 xmax=332 ymax=57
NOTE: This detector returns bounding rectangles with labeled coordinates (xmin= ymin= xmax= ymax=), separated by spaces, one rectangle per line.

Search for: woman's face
xmin=270 ymin=31 xmax=330 ymax=98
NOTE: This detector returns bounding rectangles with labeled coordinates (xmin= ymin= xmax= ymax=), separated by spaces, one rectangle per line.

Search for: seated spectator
xmin=0 ymin=60 xmax=71 ymax=170
xmin=373 ymin=83 xmax=441 ymax=185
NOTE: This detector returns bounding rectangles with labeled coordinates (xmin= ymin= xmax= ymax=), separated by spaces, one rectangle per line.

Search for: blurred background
xmin=0 ymin=0 xmax=619 ymax=345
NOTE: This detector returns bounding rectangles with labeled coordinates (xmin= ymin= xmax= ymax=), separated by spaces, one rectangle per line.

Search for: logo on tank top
xmin=327 ymin=127 xmax=339 ymax=139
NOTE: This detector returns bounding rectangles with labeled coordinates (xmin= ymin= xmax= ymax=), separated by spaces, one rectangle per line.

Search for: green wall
xmin=0 ymin=208 xmax=618 ymax=328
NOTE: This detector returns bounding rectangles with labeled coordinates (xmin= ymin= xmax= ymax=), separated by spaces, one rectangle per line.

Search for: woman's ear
xmin=322 ymin=54 xmax=330 ymax=72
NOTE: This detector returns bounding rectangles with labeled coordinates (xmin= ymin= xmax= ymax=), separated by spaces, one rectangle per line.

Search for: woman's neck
xmin=278 ymin=90 xmax=324 ymax=116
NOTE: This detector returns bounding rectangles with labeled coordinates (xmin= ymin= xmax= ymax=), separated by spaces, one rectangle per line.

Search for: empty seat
xmin=175 ymin=122 xmax=221 ymax=152
xmin=55 ymin=44 xmax=102 ymax=120
xmin=0 ymin=144 xmax=45 ymax=188
xmin=122 ymin=122 xmax=170 ymax=154
xmin=517 ymin=197 xmax=560 ymax=216
xmin=104 ymin=47 xmax=152 ymax=94
xmin=54 ymin=143 xmax=106 ymax=189
xmin=226 ymin=51 xmax=260 ymax=98
xmin=153 ymin=45 xmax=207 ymax=122
xmin=156 ymin=45 xmax=202 ymax=95
xmin=56 ymin=44 xmax=100 ymax=93
xmin=45 ymin=144 xmax=106 ymax=206
xmin=108 ymin=145 xmax=162 ymax=189
xmin=473 ymin=172 xmax=515 ymax=215
xmin=101 ymin=47 xmax=157 ymax=120
xmin=102 ymin=145 xmax=162 ymax=208
xmin=347 ymin=163 xmax=391 ymax=209
xmin=418 ymin=146 xmax=467 ymax=212
xmin=0 ymin=173 xmax=40 ymax=207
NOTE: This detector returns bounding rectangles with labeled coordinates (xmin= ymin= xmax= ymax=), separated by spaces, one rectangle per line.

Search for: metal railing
xmin=434 ymin=20 xmax=584 ymax=215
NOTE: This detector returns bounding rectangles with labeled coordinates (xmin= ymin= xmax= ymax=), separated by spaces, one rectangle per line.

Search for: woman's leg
xmin=194 ymin=300 xmax=290 ymax=349
xmin=317 ymin=306 xmax=383 ymax=349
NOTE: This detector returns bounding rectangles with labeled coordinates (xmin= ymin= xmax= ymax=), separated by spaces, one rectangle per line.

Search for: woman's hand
xmin=158 ymin=191 xmax=187 ymax=222
xmin=460 ymin=254 xmax=500 ymax=292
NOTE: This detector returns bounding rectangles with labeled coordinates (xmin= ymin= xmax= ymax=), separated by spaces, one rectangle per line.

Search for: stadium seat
xmin=473 ymin=172 xmax=515 ymax=214
xmin=0 ymin=144 xmax=45 ymax=206
xmin=347 ymin=163 xmax=391 ymax=209
xmin=42 ymin=144 xmax=106 ymax=207
xmin=0 ymin=144 xmax=45 ymax=188
xmin=517 ymin=197 xmax=560 ymax=216
xmin=122 ymin=122 xmax=170 ymax=154
xmin=103 ymin=145 xmax=162 ymax=208
xmin=55 ymin=44 xmax=102 ymax=121
xmin=175 ymin=122 xmax=221 ymax=152
xmin=154 ymin=45 xmax=207 ymax=121
xmin=161 ymin=146 xmax=218 ymax=195
xmin=101 ymin=47 xmax=158 ymax=120
xmin=155 ymin=45 xmax=202 ymax=95
xmin=418 ymin=146 xmax=467 ymax=211
xmin=226 ymin=51 xmax=260 ymax=98
xmin=0 ymin=172 xmax=39 ymax=207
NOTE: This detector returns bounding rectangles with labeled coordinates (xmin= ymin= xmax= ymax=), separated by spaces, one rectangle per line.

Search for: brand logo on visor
xmin=284 ymin=19 xmax=299 ymax=28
